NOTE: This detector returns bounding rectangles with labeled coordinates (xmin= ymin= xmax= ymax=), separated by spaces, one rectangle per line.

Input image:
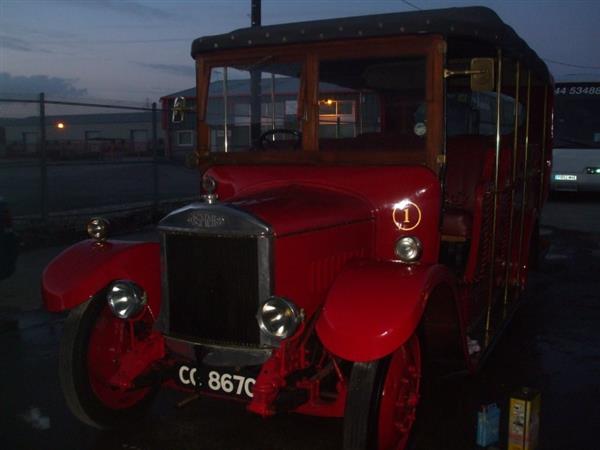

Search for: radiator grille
xmin=165 ymin=234 xmax=261 ymax=345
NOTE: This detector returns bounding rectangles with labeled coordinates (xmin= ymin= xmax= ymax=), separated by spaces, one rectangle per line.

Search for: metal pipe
xmin=223 ymin=67 xmax=229 ymax=153
xmin=39 ymin=92 xmax=48 ymax=224
xmin=152 ymin=102 xmax=159 ymax=216
xmin=516 ymin=71 xmax=532 ymax=286
xmin=503 ymin=61 xmax=520 ymax=308
xmin=539 ymin=86 xmax=549 ymax=208
xmin=335 ymin=100 xmax=340 ymax=138
xmin=271 ymin=72 xmax=276 ymax=135
xmin=485 ymin=49 xmax=502 ymax=342
xmin=0 ymin=98 xmax=158 ymax=112
xmin=358 ymin=91 xmax=363 ymax=135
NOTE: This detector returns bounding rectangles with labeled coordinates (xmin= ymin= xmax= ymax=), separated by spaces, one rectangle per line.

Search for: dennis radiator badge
xmin=187 ymin=211 xmax=226 ymax=228
xmin=392 ymin=200 xmax=422 ymax=231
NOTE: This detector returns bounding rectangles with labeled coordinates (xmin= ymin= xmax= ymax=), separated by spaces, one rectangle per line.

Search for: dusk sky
xmin=1 ymin=0 xmax=600 ymax=105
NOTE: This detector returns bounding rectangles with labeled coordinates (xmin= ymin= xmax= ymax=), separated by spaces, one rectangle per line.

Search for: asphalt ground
xmin=0 ymin=194 xmax=599 ymax=450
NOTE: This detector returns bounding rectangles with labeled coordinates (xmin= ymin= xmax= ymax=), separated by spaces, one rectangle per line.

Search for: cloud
xmin=0 ymin=36 xmax=33 ymax=52
xmin=137 ymin=63 xmax=195 ymax=77
xmin=76 ymin=0 xmax=174 ymax=20
xmin=0 ymin=73 xmax=88 ymax=98
xmin=0 ymin=33 xmax=57 ymax=54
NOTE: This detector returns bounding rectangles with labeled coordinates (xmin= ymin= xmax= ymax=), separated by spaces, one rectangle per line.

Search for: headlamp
xmin=106 ymin=280 xmax=147 ymax=319
xmin=395 ymin=236 xmax=422 ymax=263
xmin=257 ymin=296 xmax=303 ymax=339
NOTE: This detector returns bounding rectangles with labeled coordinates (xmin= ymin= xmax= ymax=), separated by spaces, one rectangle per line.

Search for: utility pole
xmin=250 ymin=0 xmax=262 ymax=145
xmin=251 ymin=0 xmax=261 ymax=27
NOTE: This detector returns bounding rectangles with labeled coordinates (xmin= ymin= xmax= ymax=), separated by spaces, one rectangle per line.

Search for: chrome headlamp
xmin=257 ymin=296 xmax=303 ymax=339
xmin=106 ymin=280 xmax=147 ymax=319
xmin=395 ymin=236 xmax=422 ymax=263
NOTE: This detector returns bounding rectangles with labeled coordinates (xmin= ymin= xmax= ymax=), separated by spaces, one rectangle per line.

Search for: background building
xmin=0 ymin=112 xmax=164 ymax=159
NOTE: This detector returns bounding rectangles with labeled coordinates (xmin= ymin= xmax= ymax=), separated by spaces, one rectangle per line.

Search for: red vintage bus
xmin=43 ymin=7 xmax=552 ymax=449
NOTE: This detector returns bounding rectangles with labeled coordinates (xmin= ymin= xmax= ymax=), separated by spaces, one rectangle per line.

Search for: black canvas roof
xmin=191 ymin=6 xmax=550 ymax=82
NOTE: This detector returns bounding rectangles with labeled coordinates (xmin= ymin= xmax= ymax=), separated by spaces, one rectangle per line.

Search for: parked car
xmin=0 ymin=197 xmax=18 ymax=280
xmin=42 ymin=7 xmax=552 ymax=449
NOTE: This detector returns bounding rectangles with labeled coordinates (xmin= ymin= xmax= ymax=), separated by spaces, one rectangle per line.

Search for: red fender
xmin=315 ymin=260 xmax=457 ymax=362
xmin=42 ymin=240 xmax=161 ymax=315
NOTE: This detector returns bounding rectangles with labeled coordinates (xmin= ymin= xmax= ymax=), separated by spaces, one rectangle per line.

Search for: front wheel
xmin=343 ymin=335 xmax=421 ymax=450
xmin=59 ymin=295 xmax=157 ymax=429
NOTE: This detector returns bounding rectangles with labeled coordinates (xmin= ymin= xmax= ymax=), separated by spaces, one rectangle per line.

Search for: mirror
xmin=172 ymin=96 xmax=186 ymax=123
xmin=470 ymin=58 xmax=495 ymax=92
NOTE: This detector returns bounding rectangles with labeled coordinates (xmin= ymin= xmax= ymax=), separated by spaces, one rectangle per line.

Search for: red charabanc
xmin=43 ymin=7 xmax=552 ymax=449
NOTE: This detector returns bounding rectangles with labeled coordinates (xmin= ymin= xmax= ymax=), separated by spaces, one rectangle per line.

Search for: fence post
xmin=152 ymin=102 xmax=159 ymax=217
xmin=39 ymin=92 xmax=48 ymax=224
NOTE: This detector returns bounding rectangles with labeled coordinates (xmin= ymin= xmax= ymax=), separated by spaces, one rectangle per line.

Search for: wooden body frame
xmin=194 ymin=35 xmax=445 ymax=172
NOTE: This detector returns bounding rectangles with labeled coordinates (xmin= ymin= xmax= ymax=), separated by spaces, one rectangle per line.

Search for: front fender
xmin=42 ymin=239 xmax=161 ymax=314
xmin=316 ymin=260 xmax=456 ymax=362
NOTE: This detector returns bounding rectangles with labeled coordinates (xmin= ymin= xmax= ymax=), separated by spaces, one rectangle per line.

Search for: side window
xmin=446 ymin=58 xmax=523 ymax=138
xmin=446 ymin=91 xmax=523 ymax=137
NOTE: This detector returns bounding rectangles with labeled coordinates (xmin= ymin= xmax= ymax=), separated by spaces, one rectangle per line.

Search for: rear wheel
xmin=343 ymin=335 xmax=421 ymax=450
xmin=59 ymin=296 xmax=157 ymax=429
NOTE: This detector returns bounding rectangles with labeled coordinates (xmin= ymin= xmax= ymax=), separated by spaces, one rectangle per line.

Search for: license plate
xmin=177 ymin=364 xmax=256 ymax=398
xmin=554 ymin=174 xmax=577 ymax=181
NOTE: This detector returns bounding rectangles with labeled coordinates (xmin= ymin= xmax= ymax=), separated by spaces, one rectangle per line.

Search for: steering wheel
xmin=257 ymin=129 xmax=302 ymax=150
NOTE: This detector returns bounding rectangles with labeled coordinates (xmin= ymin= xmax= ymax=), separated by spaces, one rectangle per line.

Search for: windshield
xmin=554 ymin=83 xmax=600 ymax=149
xmin=318 ymin=56 xmax=426 ymax=152
xmin=207 ymin=58 xmax=303 ymax=152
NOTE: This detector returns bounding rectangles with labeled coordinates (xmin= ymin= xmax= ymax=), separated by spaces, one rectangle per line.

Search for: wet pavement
xmin=1 ymin=195 xmax=599 ymax=450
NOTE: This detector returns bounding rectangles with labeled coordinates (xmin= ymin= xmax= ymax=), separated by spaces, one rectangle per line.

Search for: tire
xmin=343 ymin=335 xmax=421 ymax=450
xmin=59 ymin=295 xmax=157 ymax=429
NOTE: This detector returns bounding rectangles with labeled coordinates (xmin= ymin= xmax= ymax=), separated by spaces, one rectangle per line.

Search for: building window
xmin=318 ymin=99 xmax=357 ymax=139
xmin=176 ymin=130 xmax=193 ymax=146
xmin=85 ymin=130 xmax=101 ymax=140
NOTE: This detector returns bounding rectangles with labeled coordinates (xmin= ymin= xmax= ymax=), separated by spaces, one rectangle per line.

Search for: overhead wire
xmin=401 ymin=0 xmax=421 ymax=11
xmin=543 ymin=58 xmax=600 ymax=70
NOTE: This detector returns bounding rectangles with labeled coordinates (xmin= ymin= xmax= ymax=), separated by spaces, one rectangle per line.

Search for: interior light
xmin=56 ymin=122 xmax=65 ymax=129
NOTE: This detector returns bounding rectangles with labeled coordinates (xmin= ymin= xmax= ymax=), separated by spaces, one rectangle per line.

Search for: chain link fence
xmin=0 ymin=94 xmax=199 ymax=246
